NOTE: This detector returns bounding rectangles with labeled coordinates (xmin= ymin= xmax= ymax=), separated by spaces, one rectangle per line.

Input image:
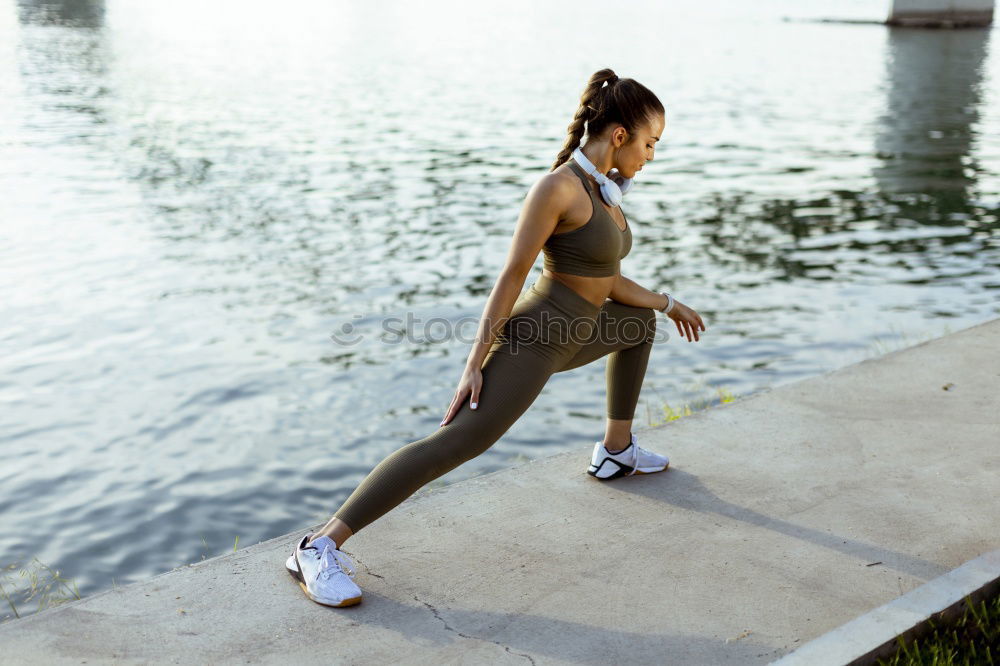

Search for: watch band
xmin=659 ymin=292 xmax=675 ymax=314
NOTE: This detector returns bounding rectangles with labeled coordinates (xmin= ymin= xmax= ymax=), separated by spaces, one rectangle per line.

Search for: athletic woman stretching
xmin=286 ymin=68 xmax=706 ymax=607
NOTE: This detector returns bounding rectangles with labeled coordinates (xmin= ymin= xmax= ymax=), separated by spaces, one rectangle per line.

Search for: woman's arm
xmin=462 ymin=266 xmax=528 ymax=372
xmin=462 ymin=176 xmax=574 ymax=372
xmin=608 ymin=272 xmax=669 ymax=310
xmin=439 ymin=174 xmax=573 ymax=425
xmin=609 ymin=272 xmax=707 ymax=342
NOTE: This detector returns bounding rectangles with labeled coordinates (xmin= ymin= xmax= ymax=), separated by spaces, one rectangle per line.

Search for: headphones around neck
xmin=572 ymin=146 xmax=634 ymax=208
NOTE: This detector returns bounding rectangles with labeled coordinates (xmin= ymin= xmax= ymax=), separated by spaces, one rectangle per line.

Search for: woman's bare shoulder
xmin=525 ymin=164 xmax=579 ymax=209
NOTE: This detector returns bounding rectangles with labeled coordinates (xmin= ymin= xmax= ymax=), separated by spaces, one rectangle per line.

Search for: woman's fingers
xmin=666 ymin=304 xmax=706 ymax=341
xmin=441 ymin=367 xmax=483 ymax=426
xmin=691 ymin=306 xmax=704 ymax=331
xmin=440 ymin=397 xmax=456 ymax=426
xmin=667 ymin=306 xmax=705 ymax=341
xmin=441 ymin=390 xmax=464 ymax=426
xmin=469 ymin=369 xmax=483 ymax=411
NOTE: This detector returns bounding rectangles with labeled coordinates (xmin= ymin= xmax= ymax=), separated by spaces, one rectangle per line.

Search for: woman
xmin=285 ymin=68 xmax=706 ymax=607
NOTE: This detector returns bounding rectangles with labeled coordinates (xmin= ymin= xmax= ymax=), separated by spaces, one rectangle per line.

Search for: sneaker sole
xmin=286 ymin=554 xmax=363 ymax=608
xmin=297 ymin=580 xmax=362 ymax=608
xmin=587 ymin=461 xmax=669 ymax=480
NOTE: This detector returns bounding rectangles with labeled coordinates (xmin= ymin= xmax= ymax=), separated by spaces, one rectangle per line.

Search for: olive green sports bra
xmin=542 ymin=159 xmax=632 ymax=277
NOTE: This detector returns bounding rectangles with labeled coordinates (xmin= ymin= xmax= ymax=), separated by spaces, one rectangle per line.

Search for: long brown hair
xmin=550 ymin=68 xmax=664 ymax=172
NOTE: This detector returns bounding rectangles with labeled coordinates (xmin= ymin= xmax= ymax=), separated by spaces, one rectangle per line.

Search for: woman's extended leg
xmin=308 ymin=274 xmax=604 ymax=549
xmin=331 ymin=347 xmax=553 ymax=534
xmin=317 ymin=342 xmax=564 ymax=547
xmin=554 ymin=301 xmax=657 ymax=451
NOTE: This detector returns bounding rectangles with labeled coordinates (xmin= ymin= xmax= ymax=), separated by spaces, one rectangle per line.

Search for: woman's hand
xmin=439 ymin=365 xmax=483 ymax=426
xmin=666 ymin=300 xmax=706 ymax=342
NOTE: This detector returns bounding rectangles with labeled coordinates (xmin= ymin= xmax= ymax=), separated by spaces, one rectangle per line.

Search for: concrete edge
xmin=770 ymin=548 xmax=1000 ymax=666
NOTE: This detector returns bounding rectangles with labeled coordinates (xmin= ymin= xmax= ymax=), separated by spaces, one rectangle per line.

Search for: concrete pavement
xmin=2 ymin=318 xmax=998 ymax=664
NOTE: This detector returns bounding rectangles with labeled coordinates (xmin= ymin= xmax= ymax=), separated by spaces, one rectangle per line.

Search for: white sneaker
xmin=587 ymin=432 xmax=669 ymax=480
xmin=285 ymin=533 xmax=363 ymax=607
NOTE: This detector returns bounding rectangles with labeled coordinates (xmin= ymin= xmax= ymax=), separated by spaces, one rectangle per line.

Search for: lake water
xmin=1 ymin=0 xmax=998 ymax=613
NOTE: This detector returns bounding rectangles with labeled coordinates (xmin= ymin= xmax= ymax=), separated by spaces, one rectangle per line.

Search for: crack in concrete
xmin=344 ymin=551 xmax=385 ymax=580
xmin=345 ymin=556 xmax=535 ymax=664
xmin=413 ymin=594 xmax=536 ymax=665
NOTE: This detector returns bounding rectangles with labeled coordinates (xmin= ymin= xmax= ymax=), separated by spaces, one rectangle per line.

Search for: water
xmin=1 ymin=0 xmax=998 ymax=613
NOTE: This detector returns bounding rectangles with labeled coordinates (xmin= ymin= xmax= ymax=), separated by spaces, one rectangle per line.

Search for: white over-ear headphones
xmin=572 ymin=146 xmax=634 ymax=208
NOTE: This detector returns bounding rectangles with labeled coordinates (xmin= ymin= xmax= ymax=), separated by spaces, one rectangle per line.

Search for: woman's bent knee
xmin=618 ymin=306 xmax=657 ymax=346
xmin=641 ymin=307 xmax=657 ymax=342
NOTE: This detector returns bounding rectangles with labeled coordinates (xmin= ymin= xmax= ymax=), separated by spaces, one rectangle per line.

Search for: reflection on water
xmin=0 ymin=0 xmax=998 ymax=612
xmin=17 ymin=0 xmax=105 ymax=28
xmin=875 ymin=27 xmax=990 ymax=197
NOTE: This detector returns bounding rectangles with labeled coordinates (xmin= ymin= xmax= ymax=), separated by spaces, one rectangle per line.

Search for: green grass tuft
xmin=876 ymin=590 xmax=1000 ymax=665
xmin=647 ymin=385 xmax=739 ymax=426
xmin=0 ymin=558 xmax=82 ymax=624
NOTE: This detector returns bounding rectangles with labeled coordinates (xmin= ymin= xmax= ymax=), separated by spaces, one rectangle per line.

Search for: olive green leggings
xmin=334 ymin=274 xmax=657 ymax=533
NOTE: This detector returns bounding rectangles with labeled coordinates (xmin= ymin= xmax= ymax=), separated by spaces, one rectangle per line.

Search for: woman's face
xmin=614 ymin=113 xmax=665 ymax=179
